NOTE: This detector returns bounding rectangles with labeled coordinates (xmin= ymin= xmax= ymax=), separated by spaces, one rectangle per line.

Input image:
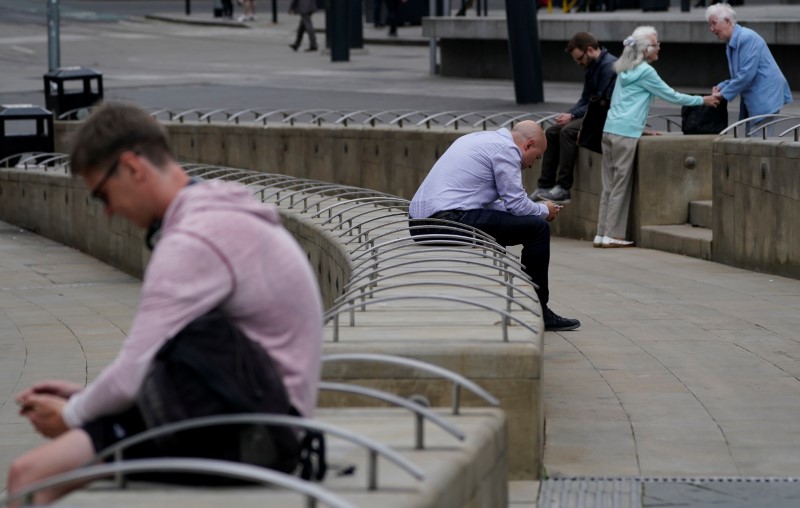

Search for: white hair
xmin=614 ymin=26 xmax=657 ymax=74
xmin=705 ymin=3 xmax=736 ymax=24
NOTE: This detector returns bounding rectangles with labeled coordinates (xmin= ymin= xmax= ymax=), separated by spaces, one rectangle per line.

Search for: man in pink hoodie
xmin=8 ymin=102 xmax=323 ymax=503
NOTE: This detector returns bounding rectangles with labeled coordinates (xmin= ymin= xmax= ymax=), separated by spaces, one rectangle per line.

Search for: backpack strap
xmin=290 ymin=407 xmax=328 ymax=482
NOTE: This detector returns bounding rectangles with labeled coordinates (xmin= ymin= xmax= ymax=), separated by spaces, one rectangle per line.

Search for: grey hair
xmin=705 ymin=3 xmax=736 ymax=24
xmin=613 ymin=26 xmax=657 ymax=74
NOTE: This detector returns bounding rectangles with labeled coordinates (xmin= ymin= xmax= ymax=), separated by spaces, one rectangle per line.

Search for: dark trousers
xmin=386 ymin=0 xmax=400 ymax=34
xmin=539 ymin=117 xmax=583 ymax=191
xmin=221 ymin=0 xmax=234 ymax=17
xmin=294 ymin=13 xmax=318 ymax=49
xmin=410 ymin=209 xmax=550 ymax=307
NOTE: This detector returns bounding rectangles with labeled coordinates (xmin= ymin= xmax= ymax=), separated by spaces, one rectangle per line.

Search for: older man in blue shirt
xmin=706 ymin=4 xmax=792 ymax=132
xmin=409 ymin=120 xmax=581 ymax=331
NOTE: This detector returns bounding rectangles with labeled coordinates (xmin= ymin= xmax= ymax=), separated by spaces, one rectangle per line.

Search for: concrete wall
xmin=712 ymin=139 xmax=800 ymax=279
xmin=423 ymin=16 xmax=800 ymax=88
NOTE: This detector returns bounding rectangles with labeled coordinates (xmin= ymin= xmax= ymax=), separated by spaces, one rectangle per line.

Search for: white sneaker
xmin=237 ymin=15 xmax=247 ymax=22
xmin=530 ymin=187 xmax=551 ymax=202
xmin=593 ymin=235 xmax=603 ymax=248
xmin=601 ymin=236 xmax=634 ymax=248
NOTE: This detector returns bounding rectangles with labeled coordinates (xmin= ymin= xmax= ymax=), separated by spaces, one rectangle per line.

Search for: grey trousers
xmin=597 ymin=132 xmax=638 ymax=240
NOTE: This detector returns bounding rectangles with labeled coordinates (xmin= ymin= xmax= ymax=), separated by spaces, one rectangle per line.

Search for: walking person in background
xmin=385 ymin=0 xmax=407 ymax=37
xmin=289 ymin=0 xmax=318 ymax=52
xmin=220 ymin=0 xmax=234 ymax=18
xmin=705 ymin=4 xmax=791 ymax=135
xmin=237 ymin=0 xmax=256 ymax=21
xmin=530 ymin=32 xmax=617 ymax=204
xmin=595 ymin=26 xmax=718 ymax=248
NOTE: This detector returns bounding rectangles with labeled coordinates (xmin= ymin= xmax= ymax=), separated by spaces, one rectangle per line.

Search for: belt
xmin=430 ymin=210 xmax=460 ymax=220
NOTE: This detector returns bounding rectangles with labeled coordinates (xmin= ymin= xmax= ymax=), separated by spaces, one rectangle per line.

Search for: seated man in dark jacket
xmin=531 ymin=32 xmax=617 ymax=204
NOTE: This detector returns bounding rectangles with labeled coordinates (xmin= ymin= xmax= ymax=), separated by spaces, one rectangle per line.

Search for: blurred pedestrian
xmin=289 ymin=0 xmax=318 ymax=52
xmin=238 ymin=0 xmax=256 ymax=21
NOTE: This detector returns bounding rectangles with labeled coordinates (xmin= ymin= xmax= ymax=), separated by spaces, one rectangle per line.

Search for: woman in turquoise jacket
xmin=595 ymin=26 xmax=719 ymax=248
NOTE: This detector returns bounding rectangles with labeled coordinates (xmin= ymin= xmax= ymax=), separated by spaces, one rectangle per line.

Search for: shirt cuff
xmin=62 ymin=396 xmax=82 ymax=429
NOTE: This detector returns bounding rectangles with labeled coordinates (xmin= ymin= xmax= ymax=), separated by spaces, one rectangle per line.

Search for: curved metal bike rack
xmin=1 ymin=458 xmax=356 ymax=508
xmin=322 ymin=353 xmax=500 ymax=413
xmin=91 ymin=414 xmax=425 ymax=491
xmin=319 ymin=382 xmax=466 ymax=448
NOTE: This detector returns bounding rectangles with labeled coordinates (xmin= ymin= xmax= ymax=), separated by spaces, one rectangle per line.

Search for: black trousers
xmin=410 ymin=209 xmax=550 ymax=307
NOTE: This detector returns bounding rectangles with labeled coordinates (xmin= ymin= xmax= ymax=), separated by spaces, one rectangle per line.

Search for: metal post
xmin=330 ymin=0 xmax=350 ymax=62
xmin=272 ymin=0 xmax=278 ymax=23
xmin=185 ymin=0 xmax=191 ymax=15
xmin=46 ymin=0 xmax=60 ymax=72
xmin=428 ymin=0 xmax=437 ymax=74
xmin=504 ymin=0 xmax=544 ymax=103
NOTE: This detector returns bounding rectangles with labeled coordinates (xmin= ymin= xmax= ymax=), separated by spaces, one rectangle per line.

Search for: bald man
xmin=409 ymin=121 xmax=581 ymax=331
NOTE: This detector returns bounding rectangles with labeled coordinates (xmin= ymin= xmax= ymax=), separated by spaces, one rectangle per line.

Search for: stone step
xmin=689 ymin=200 xmax=712 ymax=229
xmin=639 ymin=224 xmax=712 ymax=260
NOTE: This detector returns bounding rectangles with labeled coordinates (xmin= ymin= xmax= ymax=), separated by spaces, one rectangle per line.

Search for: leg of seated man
xmin=455 ymin=209 xmax=550 ymax=307
xmin=8 ymin=429 xmax=95 ymax=505
xmin=555 ymin=117 xmax=583 ymax=191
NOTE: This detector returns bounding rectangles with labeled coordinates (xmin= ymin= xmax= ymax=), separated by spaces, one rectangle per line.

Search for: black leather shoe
xmin=289 ymin=43 xmax=299 ymax=51
xmin=543 ymin=307 xmax=581 ymax=331
xmin=305 ymin=46 xmax=318 ymax=52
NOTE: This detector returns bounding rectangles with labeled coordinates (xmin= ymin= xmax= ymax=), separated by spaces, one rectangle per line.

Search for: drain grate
xmin=538 ymin=477 xmax=642 ymax=508
xmin=539 ymin=477 xmax=800 ymax=508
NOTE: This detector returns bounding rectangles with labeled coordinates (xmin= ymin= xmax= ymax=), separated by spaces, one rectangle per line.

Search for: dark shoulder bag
xmin=137 ymin=310 xmax=326 ymax=481
xmin=577 ymin=80 xmax=615 ymax=154
xmin=681 ymin=97 xmax=728 ymax=135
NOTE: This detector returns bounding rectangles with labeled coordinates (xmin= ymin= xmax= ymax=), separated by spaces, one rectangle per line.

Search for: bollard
xmin=504 ymin=0 xmax=544 ymax=103
xmin=46 ymin=0 xmax=60 ymax=72
xmin=349 ymin=0 xmax=363 ymax=49
xmin=330 ymin=0 xmax=350 ymax=61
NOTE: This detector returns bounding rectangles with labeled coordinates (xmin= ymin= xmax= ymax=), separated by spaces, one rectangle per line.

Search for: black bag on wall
xmin=681 ymin=97 xmax=728 ymax=135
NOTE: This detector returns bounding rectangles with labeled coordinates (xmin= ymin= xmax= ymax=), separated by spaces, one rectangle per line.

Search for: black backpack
xmin=137 ymin=310 xmax=325 ymax=480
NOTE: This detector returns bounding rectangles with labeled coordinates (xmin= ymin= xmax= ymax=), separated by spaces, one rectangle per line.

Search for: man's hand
xmin=642 ymin=129 xmax=663 ymax=136
xmin=16 ymin=380 xmax=83 ymax=404
xmin=702 ymin=95 xmax=720 ymax=107
xmin=19 ymin=394 xmax=69 ymax=438
xmin=544 ymin=201 xmax=562 ymax=222
xmin=555 ymin=113 xmax=573 ymax=127
xmin=712 ymin=86 xmax=721 ymax=96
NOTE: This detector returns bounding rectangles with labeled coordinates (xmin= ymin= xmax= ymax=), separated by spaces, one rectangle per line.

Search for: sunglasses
xmin=90 ymin=155 xmax=122 ymax=206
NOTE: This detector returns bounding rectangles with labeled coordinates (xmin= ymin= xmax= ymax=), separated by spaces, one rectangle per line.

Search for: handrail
xmin=91 ymin=414 xmax=424 ymax=491
xmin=322 ymin=353 xmax=500 ymax=413
xmin=719 ymin=114 xmax=797 ymax=138
xmin=0 ymin=458 xmax=356 ymax=508
xmin=318 ymin=382 xmax=466 ymax=448
xmin=324 ymin=294 xmax=540 ymax=342
xmin=341 ymin=267 xmax=537 ymax=309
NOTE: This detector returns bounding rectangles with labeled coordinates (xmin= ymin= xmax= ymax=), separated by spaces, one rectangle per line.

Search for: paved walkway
xmin=2 ymin=6 xmax=800 ymax=505
xmin=1 ymin=218 xmax=800 ymax=504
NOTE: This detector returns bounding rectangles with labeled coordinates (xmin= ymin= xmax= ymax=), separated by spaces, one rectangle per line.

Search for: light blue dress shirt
xmin=409 ymin=128 xmax=547 ymax=219
xmin=718 ymin=24 xmax=792 ymax=120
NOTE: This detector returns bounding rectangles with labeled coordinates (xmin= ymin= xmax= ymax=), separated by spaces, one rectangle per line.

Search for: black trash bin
xmin=0 ymin=105 xmax=54 ymax=166
xmin=43 ymin=66 xmax=103 ymax=120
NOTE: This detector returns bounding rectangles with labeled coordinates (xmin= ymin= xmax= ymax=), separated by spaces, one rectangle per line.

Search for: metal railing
xmin=91 ymin=414 xmax=425 ymax=491
xmin=322 ymin=353 xmax=500 ymax=413
xmin=1 ymin=459 xmax=355 ymax=508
